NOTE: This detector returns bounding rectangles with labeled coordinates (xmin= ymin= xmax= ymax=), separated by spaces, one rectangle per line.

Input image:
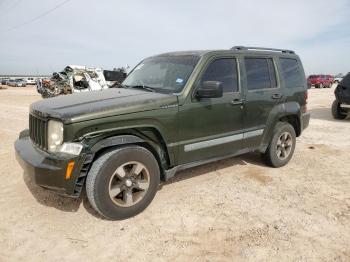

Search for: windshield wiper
xmin=129 ymin=85 xmax=156 ymax=92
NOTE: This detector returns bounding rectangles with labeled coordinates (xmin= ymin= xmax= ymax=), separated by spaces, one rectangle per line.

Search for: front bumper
xmin=15 ymin=129 xmax=86 ymax=197
xmin=301 ymin=112 xmax=310 ymax=131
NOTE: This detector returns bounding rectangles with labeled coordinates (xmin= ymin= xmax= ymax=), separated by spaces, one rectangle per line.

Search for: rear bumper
xmin=15 ymin=130 xmax=85 ymax=197
xmin=301 ymin=112 xmax=310 ymax=131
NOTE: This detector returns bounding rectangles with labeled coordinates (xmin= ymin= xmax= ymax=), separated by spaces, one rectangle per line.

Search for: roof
xmin=154 ymin=50 xmax=209 ymax=57
xmin=154 ymin=46 xmax=297 ymax=58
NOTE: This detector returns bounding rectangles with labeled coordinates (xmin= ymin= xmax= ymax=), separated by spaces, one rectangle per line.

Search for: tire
xmin=331 ymin=100 xmax=347 ymax=120
xmin=86 ymin=145 xmax=160 ymax=220
xmin=261 ymin=122 xmax=296 ymax=168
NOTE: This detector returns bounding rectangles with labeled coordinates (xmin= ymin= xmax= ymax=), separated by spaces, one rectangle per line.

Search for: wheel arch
xmin=279 ymin=114 xmax=301 ymax=137
xmin=260 ymin=102 xmax=302 ymax=153
xmin=84 ymin=128 xmax=173 ymax=180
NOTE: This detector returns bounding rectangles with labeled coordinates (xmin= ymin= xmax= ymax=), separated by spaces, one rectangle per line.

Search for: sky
xmin=0 ymin=0 xmax=349 ymax=75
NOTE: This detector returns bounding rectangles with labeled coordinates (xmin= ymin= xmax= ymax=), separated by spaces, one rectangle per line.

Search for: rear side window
xmin=245 ymin=58 xmax=277 ymax=90
xmin=200 ymin=58 xmax=238 ymax=93
xmin=279 ymin=58 xmax=304 ymax=88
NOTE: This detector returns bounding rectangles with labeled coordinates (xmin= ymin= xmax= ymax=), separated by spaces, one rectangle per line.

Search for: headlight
xmin=48 ymin=120 xmax=63 ymax=152
xmin=47 ymin=120 xmax=83 ymax=155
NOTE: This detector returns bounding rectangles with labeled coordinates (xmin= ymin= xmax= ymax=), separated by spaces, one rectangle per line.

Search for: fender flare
xmin=87 ymin=134 xmax=169 ymax=181
xmin=90 ymin=135 xmax=144 ymax=153
xmin=260 ymin=102 xmax=301 ymax=152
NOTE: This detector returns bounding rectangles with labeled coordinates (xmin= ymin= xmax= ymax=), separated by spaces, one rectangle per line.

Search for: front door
xmin=177 ymin=57 xmax=245 ymax=165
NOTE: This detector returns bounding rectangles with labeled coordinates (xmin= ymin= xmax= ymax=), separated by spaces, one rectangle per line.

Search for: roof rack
xmin=231 ymin=46 xmax=295 ymax=54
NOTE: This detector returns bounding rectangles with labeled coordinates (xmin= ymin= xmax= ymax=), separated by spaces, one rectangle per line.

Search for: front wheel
xmin=86 ymin=145 xmax=160 ymax=220
xmin=261 ymin=122 xmax=296 ymax=168
xmin=331 ymin=100 xmax=347 ymax=120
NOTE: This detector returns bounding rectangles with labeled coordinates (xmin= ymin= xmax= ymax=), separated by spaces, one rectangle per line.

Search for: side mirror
xmin=195 ymin=81 xmax=223 ymax=99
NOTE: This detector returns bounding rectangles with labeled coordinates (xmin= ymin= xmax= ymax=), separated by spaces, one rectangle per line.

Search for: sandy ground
xmin=0 ymin=85 xmax=350 ymax=261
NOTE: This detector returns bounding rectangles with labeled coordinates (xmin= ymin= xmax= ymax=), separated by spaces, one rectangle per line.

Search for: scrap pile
xmin=37 ymin=65 xmax=127 ymax=98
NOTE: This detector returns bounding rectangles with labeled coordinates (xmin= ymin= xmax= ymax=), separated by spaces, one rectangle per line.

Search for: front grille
xmin=29 ymin=114 xmax=48 ymax=150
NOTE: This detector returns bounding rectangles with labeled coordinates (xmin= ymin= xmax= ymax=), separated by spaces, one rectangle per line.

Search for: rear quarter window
xmin=279 ymin=58 xmax=304 ymax=88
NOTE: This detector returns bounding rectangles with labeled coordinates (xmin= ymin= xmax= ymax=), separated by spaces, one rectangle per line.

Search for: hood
xmin=30 ymin=88 xmax=177 ymax=123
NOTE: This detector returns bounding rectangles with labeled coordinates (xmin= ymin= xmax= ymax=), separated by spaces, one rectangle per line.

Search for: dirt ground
xmin=0 ymin=85 xmax=349 ymax=261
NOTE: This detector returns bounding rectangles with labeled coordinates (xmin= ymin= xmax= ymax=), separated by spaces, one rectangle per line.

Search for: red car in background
xmin=307 ymin=75 xmax=332 ymax=88
xmin=327 ymin=75 xmax=334 ymax=84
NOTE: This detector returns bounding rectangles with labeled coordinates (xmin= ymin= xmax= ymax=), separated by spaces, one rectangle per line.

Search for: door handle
xmin=230 ymin=99 xmax=245 ymax=105
xmin=271 ymin=94 xmax=283 ymax=100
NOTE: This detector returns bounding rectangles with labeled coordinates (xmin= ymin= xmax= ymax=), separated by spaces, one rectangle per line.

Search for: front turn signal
xmin=65 ymin=161 xmax=75 ymax=180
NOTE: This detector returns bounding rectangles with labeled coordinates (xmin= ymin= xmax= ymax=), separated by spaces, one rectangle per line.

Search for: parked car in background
xmin=8 ymin=79 xmax=27 ymax=87
xmin=7 ymin=79 xmax=16 ymax=86
xmin=326 ymin=75 xmax=334 ymax=84
xmin=334 ymin=75 xmax=344 ymax=83
xmin=26 ymin=77 xmax=36 ymax=85
xmin=1 ymin=78 xmax=10 ymax=85
xmin=307 ymin=75 xmax=332 ymax=88
xmin=15 ymin=79 xmax=27 ymax=87
xmin=332 ymin=73 xmax=350 ymax=119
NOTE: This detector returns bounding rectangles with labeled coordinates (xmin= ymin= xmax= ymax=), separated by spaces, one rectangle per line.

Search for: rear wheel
xmin=331 ymin=100 xmax=347 ymax=120
xmin=86 ymin=146 xmax=160 ymax=220
xmin=261 ymin=122 xmax=296 ymax=168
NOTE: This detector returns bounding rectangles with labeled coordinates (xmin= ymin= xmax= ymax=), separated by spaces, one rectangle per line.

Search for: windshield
xmin=123 ymin=55 xmax=200 ymax=94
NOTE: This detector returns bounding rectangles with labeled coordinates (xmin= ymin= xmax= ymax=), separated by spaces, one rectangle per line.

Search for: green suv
xmin=15 ymin=46 xmax=310 ymax=220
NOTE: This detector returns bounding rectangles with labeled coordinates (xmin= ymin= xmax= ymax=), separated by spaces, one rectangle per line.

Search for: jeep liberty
xmin=15 ymin=46 xmax=310 ymax=220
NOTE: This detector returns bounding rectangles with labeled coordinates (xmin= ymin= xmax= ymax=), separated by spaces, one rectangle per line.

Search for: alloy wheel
xmin=108 ymin=161 xmax=150 ymax=207
xmin=276 ymin=132 xmax=293 ymax=160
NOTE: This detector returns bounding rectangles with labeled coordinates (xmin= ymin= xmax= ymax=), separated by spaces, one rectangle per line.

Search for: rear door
xmin=241 ymin=56 xmax=282 ymax=148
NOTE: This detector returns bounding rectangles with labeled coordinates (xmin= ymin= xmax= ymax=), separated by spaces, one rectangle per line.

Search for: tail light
xmin=302 ymin=91 xmax=308 ymax=113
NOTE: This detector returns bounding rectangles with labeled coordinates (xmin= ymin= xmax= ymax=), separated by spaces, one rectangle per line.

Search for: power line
xmin=0 ymin=0 xmax=23 ymax=18
xmin=0 ymin=0 xmax=74 ymax=33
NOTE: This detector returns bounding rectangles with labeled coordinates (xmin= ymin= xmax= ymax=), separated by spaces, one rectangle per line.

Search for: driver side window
xmin=200 ymin=58 xmax=238 ymax=93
